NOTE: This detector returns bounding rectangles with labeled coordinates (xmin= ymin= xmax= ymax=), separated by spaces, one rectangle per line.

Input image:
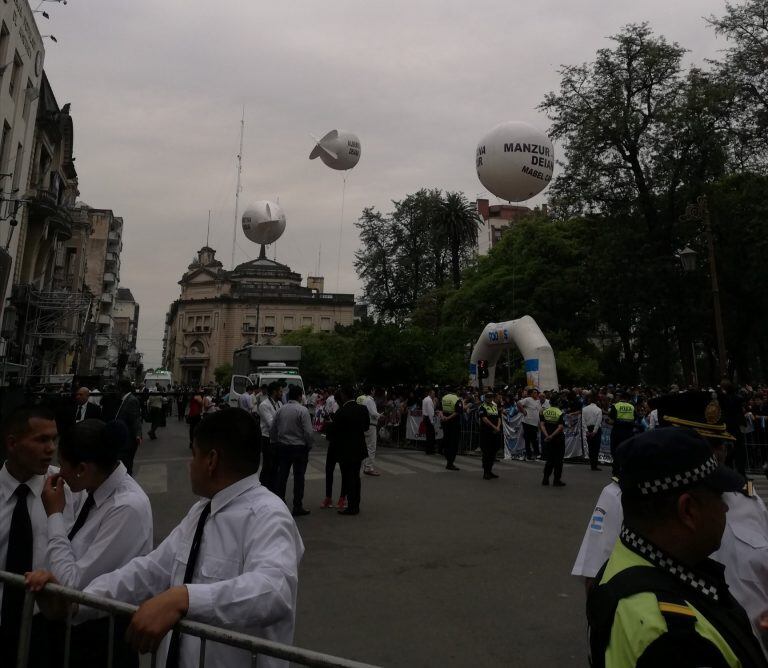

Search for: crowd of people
xmin=3 ymin=375 xmax=768 ymax=666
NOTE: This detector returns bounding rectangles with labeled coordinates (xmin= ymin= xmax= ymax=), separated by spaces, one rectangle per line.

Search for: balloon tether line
xmin=336 ymin=173 xmax=347 ymax=292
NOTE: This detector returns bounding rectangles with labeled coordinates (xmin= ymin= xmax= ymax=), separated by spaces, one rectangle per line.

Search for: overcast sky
xmin=38 ymin=0 xmax=732 ymax=367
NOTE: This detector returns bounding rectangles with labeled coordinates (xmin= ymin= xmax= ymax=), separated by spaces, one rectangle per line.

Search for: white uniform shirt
xmin=324 ymin=395 xmax=338 ymax=416
xmin=581 ymin=403 xmax=604 ymax=435
xmin=518 ymin=397 xmax=541 ymax=427
xmin=0 ymin=465 xmax=79 ymax=623
xmin=647 ymin=409 xmax=659 ymax=430
xmin=83 ymin=474 xmax=304 ymax=668
xmin=258 ymin=398 xmax=282 ymax=438
xmin=571 ymin=480 xmax=622 ymax=578
xmin=712 ymin=491 xmax=768 ymax=654
xmin=46 ymin=462 xmax=153 ymax=588
xmin=359 ymin=395 xmax=380 ymax=426
xmin=422 ymin=396 xmax=435 ymax=420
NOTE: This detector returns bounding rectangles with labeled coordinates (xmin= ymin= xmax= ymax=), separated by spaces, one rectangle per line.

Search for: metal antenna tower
xmin=231 ymin=108 xmax=245 ymax=269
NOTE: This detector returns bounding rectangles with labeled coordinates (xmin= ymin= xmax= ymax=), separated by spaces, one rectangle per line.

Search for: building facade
xmin=112 ymin=287 xmax=141 ymax=379
xmin=163 ymin=247 xmax=355 ymax=386
xmin=476 ymin=199 xmax=535 ymax=255
xmin=0 ymin=0 xmax=44 ymax=364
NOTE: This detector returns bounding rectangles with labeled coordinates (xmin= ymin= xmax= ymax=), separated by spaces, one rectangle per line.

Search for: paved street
xmin=131 ymin=418 xmax=621 ymax=667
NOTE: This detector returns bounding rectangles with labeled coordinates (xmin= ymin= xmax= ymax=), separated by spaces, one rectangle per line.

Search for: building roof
xmin=116 ymin=288 xmax=135 ymax=302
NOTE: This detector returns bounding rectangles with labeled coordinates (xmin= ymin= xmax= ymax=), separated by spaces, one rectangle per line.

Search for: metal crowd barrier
xmin=745 ymin=419 xmax=768 ymax=474
xmin=0 ymin=571 xmax=380 ymax=668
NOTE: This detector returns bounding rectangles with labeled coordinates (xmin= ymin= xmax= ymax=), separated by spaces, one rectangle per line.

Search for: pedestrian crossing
xmin=132 ymin=450 xmax=506 ymax=494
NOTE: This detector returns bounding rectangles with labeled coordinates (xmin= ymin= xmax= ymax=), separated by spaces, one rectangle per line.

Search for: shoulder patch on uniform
xmin=590 ymin=507 xmax=606 ymax=533
xmin=658 ymin=602 xmax=696 ymax=617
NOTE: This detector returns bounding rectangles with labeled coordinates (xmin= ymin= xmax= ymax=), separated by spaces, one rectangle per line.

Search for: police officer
xmin=587 ymin=426 xmax=767 ymax=668
xmin=609 ymin=391 xmax=635 ymax=463
xmin=440 ymin=387 xmax=463 ymax=471
xmin=540 ymin=396 xmax=566 ymax=487
xmin=478 ymin=390 xmax=501 ymax=480
xmin=574 ymin=392 xmax=768 ymax=657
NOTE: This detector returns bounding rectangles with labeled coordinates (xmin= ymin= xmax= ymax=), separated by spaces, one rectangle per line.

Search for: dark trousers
xmin=424 ymin=418 xmax=436 ymax=454
xmin=325 ymin=445 xmax=345 ymax=499
xmin=123 ymin=437 xmax=139 ymax=476
xmin=188 ymin=415 xmax=201 ymax=447
xmin=276 ymin=448 xmax=309 ymax=510
xmin=522 ymin=422 xmax=540 ymax=458
xmin=0 ymin=615 xmax=63 ymax=668
xmin=339 ymin=459 xmax=362 ymax=511
xmin=260 ymin=436 xmax=277 ymax=491
xmin=177 ymin=399 xmax=186 ymax=421
xmin=443 ymin=423 xmax=459 ymax=466
xmin=587 ymin=428 xmax=602 ymax=469
xmin=610 ymin=425 xmax=633 ymax=473
xmin=70 ymin=618 xmax=138 ymax=668
xmin=480 ymin=435 xmax=499 ymax=474
xmin=543 ymin=437 xmax=565 ymax=482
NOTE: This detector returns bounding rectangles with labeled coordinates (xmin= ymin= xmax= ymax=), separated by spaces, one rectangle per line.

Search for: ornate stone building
xmin=163 ymin=246 xmax=355 ymax=386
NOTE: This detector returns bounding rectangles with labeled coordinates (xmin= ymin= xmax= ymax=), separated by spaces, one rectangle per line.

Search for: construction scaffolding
xmin=15 ymin=284 xmax=92 ymax=384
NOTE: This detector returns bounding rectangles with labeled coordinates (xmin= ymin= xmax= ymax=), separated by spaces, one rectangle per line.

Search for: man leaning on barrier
xmin=28 ymin=408 xmax=305 ymax=667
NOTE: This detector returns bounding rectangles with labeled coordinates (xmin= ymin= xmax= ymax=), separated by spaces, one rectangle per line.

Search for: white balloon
xmin=241 ymin=201 xmax=286 ymax=246
xmin=476 ymin=121 xmax=554 ymax=202
xmin=309 ymin=129 xmax=361 ymax=171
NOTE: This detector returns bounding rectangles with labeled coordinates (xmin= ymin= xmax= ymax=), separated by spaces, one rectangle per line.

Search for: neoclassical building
xmin=163 ymin=246 xmax=355 ymax=385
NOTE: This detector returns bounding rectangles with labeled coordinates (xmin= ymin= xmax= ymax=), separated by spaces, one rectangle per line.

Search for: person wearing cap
xmin=586 ymin=425 xmax=767 ymax=668
xmin=575 ymin=392 xmax=768 ymax=659
xmin=608 ymin=391 xmax=636 ymax=464
xmin=540 ymin=396 xmax=566 ymax=487
xmin=478 ymin=390 xmax=501 ymax=480
xmin=440 ymin=387 xmax=463 ymax=471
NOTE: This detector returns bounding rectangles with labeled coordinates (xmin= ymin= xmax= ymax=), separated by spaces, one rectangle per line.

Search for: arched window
xmin=189 ymin=340 xmax=205 ymax=355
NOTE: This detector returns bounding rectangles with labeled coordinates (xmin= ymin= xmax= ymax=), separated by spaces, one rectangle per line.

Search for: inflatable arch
xmin=469 ymin=316 xmax=559 ymax=391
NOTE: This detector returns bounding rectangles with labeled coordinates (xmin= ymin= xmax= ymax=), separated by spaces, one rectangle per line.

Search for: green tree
xmin=213 ymin=363 xmax=232 ymax=387
xmin=438 ymin=192 xmax=483 ymax=288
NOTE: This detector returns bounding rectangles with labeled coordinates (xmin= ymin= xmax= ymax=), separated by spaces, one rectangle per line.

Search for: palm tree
xmin=438 ymin=192 xmax=483 ymax=288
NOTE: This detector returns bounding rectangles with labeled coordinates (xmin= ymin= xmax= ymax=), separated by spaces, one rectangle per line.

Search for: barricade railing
xmin=0 ymin=570 xmax=380 ymax=668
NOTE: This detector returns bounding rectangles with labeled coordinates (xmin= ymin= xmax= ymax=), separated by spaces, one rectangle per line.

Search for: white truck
xmin=229 ymin=345 xmax=304 ymax=407
xmin=143 ymin=369 xmax=174 ymax=390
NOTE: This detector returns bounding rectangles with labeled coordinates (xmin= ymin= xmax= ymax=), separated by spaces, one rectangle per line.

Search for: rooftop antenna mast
xmin=206 ymin=209 xmax=211 ymax=246
xmin=231 ymin=107 xmax=245 ymax=269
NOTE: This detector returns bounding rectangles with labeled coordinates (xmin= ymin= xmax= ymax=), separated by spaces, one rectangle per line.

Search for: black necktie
xmin=2 ymin=484 xmax=33 ymax=630
xmin=68 ymin=493 xmax=95 ymax=541
xmin=77 ymin=404 xmax=85 ymax=422
xmin=165 ymin=502 xmax=211 ymax=668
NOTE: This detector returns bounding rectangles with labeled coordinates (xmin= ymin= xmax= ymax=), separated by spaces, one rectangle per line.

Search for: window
xmin=264 ymin=315 xmax=275 ymax=329
xmin=301 ymin=316 xmax=313 ymax=329
xmin=0 ymin=23 xmax=9 ymax=74
xmin=0 ymin=121 xmax=10 ymax=180
xmin=186 ymin=316 xmax=194 ymax=331
xmin=320 ymin=317 xmax=332 ymax=331
xmin=11 ymin=143 xmax=22 ymax=191
xmin=8 ymin=51 xmax=22 ymax=99
xmin=283 ymin=315 xmax=294 ymax=332
xmin=232 ymin=376 xmax=249 ymax=394
xmin=22 ymin=78 xmax=33 ymax=120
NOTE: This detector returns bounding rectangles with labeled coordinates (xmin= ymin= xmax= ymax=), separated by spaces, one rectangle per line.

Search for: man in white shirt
xmin=0 ymin=406 xmax=78 ymax=667
xmin=238 ymin=385 xmax=255 ymax=412
xmin=38 ymin=408 xmax=304 ymax=668
xmin=516 ymin=388 xmax=542 ymax=460
xmin=324 ymin=392 xmax=339 ymax=417
xmin=257 ymin=382 xmax=283 ymax=491
xmin=357 ymin=387 xmax=381 ymax=476
xmin=581 ymin=393 xmax=604 ymax=471
xmin=421 ymin=389 xmax=437 ymax=455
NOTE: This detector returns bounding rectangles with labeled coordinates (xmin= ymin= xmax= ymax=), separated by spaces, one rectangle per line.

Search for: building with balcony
xmin=163 ymin=246 xmax=355 ymax=386
xmin=0 ymin=0 xmax=45 ymax=333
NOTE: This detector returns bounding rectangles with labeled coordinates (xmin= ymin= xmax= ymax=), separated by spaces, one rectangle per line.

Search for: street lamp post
xmin=680 ymin=195 xmax=728 ymax=379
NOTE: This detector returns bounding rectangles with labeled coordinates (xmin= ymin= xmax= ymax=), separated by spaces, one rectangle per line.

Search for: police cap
xmin=617 ymin=427 xmax=744 ymax=498
xmin=656 ymin=391 xmax=735 ymax=442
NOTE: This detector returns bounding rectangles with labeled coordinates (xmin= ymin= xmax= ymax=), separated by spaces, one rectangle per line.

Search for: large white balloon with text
xmin=241 ymin=201 xmax=286 ymax=246
xmin=476 ymin=121 xmax=554 ymax=202
xmin=309 ymin=129 xmax=361 ymax=171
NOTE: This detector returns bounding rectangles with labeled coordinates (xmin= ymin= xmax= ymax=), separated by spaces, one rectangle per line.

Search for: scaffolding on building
xmin=15 ymin=285 xmax=93 ymax=384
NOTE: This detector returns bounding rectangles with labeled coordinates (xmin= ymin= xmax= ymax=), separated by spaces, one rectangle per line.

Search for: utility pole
xmin=231 ymin=108 xmax=244 ymax=269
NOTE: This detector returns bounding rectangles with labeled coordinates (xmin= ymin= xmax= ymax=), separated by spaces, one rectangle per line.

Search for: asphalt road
xmin=133 ymin=416 xmax=612 ymax=667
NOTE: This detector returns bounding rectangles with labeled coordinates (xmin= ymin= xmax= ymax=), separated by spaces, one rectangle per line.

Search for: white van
xmin=143 ymin=369 xmax=173 ymax=390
